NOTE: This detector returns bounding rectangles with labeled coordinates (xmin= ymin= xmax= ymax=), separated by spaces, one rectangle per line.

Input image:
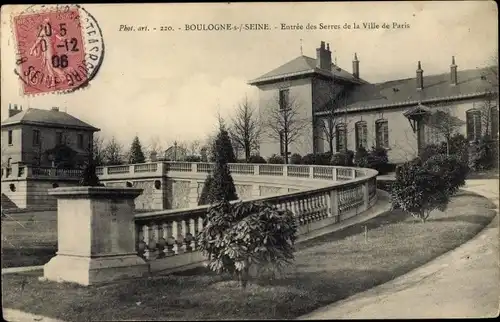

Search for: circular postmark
xmin=12 ymin=4 xmax=105 ymax=95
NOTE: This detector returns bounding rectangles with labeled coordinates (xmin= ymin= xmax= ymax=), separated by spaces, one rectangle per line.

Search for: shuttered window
xmin=491 ymin=107 xmax=498 ymax=139
xmin=466 ymin=109 xmax=482 ymax=141
xmin=375 ymin=119 xmax=389 ymax=148
xmin=336 ymin=123 xmax=347 ymax=152
xmin=355 ymin=121 xmax=368 ymax=149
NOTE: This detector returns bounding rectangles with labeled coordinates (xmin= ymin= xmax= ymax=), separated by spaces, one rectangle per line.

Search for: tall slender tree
xmin=128 ymin=136 xmax=146 ymax=164
xmin=199 ymin=123 xmax=238 ymax=205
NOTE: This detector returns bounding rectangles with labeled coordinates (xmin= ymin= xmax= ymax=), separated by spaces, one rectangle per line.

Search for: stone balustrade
xmin=131 ymin=163 xmax=379 ymax=274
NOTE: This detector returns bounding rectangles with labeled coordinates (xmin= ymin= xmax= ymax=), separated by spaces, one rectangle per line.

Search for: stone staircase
xmin=1 ymin=193 xmax=18 ymax=211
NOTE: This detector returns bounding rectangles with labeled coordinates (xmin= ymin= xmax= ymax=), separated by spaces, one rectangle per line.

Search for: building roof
xmin=248 ymin=55 xmax=369 ymax=85
xmin=316 ymin=66 xmax=498 ymax=115
xmin=1 ymin=108 xmax=100 ymax=131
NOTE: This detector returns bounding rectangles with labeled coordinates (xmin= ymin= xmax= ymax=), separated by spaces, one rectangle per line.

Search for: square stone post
xmin=44 ymin=187 xmax=149 ymax=286
xmin=329 ymin=188 xmax=339 ymax=220
xmin=188 ymin=180 xmax=200 ymax=207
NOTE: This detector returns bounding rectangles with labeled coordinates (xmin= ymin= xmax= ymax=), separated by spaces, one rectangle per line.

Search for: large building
xmin=1 ymin=104 xmax=100 ymax=169
xmin=249 ymin=41 xmax=498 ymax=163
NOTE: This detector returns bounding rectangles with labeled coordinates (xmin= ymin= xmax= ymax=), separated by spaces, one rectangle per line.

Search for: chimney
xmin=353 ymin=53 xmax=360 ymax=78
xmin=150 ymin=151 xmax=157 ymax=162
xmin=316 ymin=41 xmax=332 ymax=70
xmin=8 ymin=103 xmax=22 ymax=117
xmin=450 ymin=56 xmax=457 ymax=86
xmin=51 ymin=107 xmax=59 ymax=112
xmin=416 ymin=61 xmax=423 ymax=90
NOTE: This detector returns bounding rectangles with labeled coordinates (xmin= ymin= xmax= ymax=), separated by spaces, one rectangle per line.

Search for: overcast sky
xmin=1 ymin=1 xmax=497 ymax=149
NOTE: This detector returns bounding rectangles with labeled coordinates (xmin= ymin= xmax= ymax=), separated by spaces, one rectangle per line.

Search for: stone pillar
xmin=329 ymin=189 xmax=339 ymax=221
xmin=44 ymin=187 xmax=149 ymax=286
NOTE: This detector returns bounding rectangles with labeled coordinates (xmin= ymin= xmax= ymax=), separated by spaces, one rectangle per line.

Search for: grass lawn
xmin=1 ymin=211 xmax=57 ymax=268
xmin=1 ymin=191 xmax=497 ymax=320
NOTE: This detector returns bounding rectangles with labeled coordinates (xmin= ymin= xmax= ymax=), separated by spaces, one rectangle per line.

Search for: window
xmin=466 ymin=109 xmax=482 ymax=141
xmin=375 ymin=119 xmax=389 ymax=148
xmin=8 ymin=130 xmax=13 ymax=145
xmin=56 ymin=132 xmax=63 ymax=145
xmin=490 ymin=107 xmax=498 ymax=139
xmin=279 ymin=89 xmax=290 ymax=110
xmin=7 ymin=158 xmax=12 ymax=167
xmin=336 ymin=123 xmax=347 ymax=152
xmin=355 ymin=121 xmax=368 ymax=149
xmin=77 ymin=134 xmax=84 ymax=149
xmin=279 ymin=130 xmax=285 ymax=155
xmin=33 ymin=130 xmax=40 ymax=146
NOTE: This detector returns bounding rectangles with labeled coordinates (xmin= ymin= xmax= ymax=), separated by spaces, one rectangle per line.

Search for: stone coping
xmin=48 ymin=186 xmax=143 ymax=199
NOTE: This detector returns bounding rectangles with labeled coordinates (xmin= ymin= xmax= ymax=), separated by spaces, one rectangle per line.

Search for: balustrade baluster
xmin=180 ymin=220 xmax=188 ymax=253
xmin=171 ymin=220 xmax=179 ymax=254
xmin=136 ymin=225 xmax=145 ymax=258
xmin=189 ymin=218 xmax=196 ymax=251
xmin=158 ymin=223 xmax=168 ymax=257
xmin=142 ymin=225 xmax=150 ymax=260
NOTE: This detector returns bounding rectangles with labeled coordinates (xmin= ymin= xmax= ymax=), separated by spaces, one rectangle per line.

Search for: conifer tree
xmin=129 ymin=136 xmax=146 ymax=164
xmin=199 ymin=124 xmax=239 ymax=205
xmin=210 ymin=124 xmax=238 ymax=202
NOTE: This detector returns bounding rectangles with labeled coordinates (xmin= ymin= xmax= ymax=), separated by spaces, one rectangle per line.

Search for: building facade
xmin=1 ymin=104 xmax=100 ymax=169
xmin=249 ymin=41 xmax=498 ymax=163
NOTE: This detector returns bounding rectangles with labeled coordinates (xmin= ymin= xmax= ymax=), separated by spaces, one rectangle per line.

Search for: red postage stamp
xmin=12 ymin=4 xmax=104 ymax=95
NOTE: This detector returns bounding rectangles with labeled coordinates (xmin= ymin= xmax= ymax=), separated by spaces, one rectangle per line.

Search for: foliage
xmin=247 ymin=155 xmax=267 ymax=164
xmin=447 ymin=133 xmax=469 ymax=165
xmin=366 ymin=147 xmax=389 ymax=174
xmin=214 ymin=125 xmax=237 ymax=164
xmin=331 ymin=150 xmax=354 ymax=166
xmin=201 ymin=126 xmax=239 ymax=204
xmin=185 ymin=155 xmax=202 ymax=162
xmin=128 ymin=136 xmax=146 ymax=164
xmin=45 ymin=144 xmax=78 ymax=169
xmin=390 ymin=161 xmax=450 ymax=222
xmin=419 ymin=143 xmax=446 ymax=163
xmin=301 ymin=153 xmax=316 ymax=165
xmin=79 ymin=162 xmax=102 ymax=187
xmin=267 ymin=154 xmax=285 ymax=164
xmin=197 ymin=200 xmax=298 ymax=288
xmin=301 ymin=153 xmax=332 ymax=165
xmin=423 ymin=154 xmax=468 ymax=196
xmin=290 ymin=153 xmax=302 ymax=165
xmin=354 ymin=147 xmax=369 ymax=168
xmin=198 ymin=174 xmax=214 ymax=206
xmin=468 ymin=135 xmax=498 ymax=171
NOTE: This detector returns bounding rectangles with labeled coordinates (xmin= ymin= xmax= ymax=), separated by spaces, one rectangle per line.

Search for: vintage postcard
xmin=1 ymin=2 xmax=498 ymax=321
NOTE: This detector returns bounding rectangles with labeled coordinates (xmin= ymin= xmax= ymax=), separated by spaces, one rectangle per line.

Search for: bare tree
xmin=263 ymin=88 xmax=309 ymax=164
xmin=314 ymin=87 xmax=352 ymax=154
xmin=426 ymin=107 xmax=464 ymax=154
xmin=477 ymin=54 xmax=498 ymax=138
xmin=103 ymin=136 xmax=124 ymax=165
xmin=147 ymin=135 xmax=164 ymax=161
xmin=91 ymin=134 xmax=106 ymax=166
xmin=229 ymin=96 xmax=261 ymax=161
xmin=187 ymin=139 xmax=202 ymax=156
